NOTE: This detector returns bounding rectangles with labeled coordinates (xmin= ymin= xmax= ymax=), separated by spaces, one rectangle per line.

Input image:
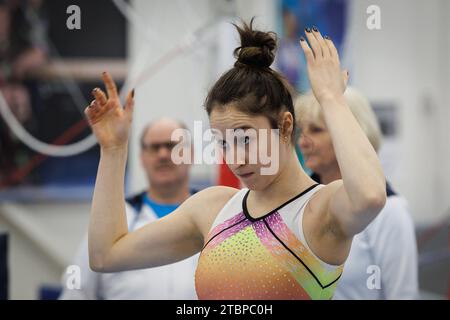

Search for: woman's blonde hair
xmin=294 ymin=87 xmax=383 ymax=152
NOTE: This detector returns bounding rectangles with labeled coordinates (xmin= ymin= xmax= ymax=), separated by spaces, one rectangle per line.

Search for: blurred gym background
xmin=0 ymin=0 xmax=448 ymax=299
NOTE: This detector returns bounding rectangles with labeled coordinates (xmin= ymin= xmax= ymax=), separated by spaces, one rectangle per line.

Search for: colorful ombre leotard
xmin=195 ymin=184 xmax=344 ymax=300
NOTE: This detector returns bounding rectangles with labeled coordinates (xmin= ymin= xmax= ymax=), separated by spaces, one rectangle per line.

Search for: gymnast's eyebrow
xmin=232 ymin=125 xmax=255 ymax=131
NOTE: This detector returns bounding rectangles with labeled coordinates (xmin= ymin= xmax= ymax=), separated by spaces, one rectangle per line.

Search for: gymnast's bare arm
xmin=84 ymin=72 xmax=238 ymax=273
xmin=299 ymin=29 xmax=386 ymax=264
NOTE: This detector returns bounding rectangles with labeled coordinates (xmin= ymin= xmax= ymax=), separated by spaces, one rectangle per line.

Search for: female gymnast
xmin=84 ymin=21 xmax=386 ymax=300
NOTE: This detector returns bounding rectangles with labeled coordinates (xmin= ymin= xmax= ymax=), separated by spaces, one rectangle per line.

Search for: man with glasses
xmin=59 ymin=117 xmax=198 ymax=299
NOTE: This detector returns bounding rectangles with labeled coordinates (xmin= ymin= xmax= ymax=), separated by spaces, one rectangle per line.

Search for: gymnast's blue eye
xmin=239 ymin=136 xmax=250 ymax=145
xmin=218 ymin=140 xmax=228 ymax=149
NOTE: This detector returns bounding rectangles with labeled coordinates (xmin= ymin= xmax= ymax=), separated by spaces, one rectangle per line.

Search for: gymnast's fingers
xmin=102 ymin=71 xmax=119 ymax=100
xmin=92 ymin=87 xmax=108 ymax=106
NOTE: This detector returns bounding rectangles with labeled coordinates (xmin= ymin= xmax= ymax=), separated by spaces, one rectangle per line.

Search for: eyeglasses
xmin=142 ymin=142 xmax=178 ymax=154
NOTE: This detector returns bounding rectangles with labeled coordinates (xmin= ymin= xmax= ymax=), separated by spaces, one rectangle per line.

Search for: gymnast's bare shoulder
xmin=184 ymin=186 xmax=240 ymax=240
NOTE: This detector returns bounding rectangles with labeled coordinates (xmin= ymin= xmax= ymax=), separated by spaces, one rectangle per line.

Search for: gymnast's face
xmin=209 ymin=105 xmax=290 ymax=190
xmin=298 ymin=119 xmax=338 ymax=175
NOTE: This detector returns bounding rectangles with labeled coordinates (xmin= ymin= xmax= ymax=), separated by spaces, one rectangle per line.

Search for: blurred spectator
xmin=0 ymin=0 xmax=48 ymax=180
xmin=295 ymin=88 xmax=419 ymax=299
xmin=59 ymin=118 xmax=199 ymax=300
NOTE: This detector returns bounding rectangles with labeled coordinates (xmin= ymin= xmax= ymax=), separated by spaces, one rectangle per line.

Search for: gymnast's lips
xmin=156 ymin=164 xmax=176 ymax=170
xmin=236 ymin=172 xmax=254 ymax=178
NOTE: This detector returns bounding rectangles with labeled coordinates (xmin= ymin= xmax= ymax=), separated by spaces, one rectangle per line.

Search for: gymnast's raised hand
xmin=299 ymin=27 xmax=348 ymax=104
xmin=84 ymin=72 xmax=134 ymax=150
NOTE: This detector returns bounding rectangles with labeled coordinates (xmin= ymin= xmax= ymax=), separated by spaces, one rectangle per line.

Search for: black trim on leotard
xmin=201 ymin=217 xmax=247 ymax=251
xmin=242 ymin=183 xmax=319 ymax=222
xmin=262 ymin=219 xmax=342 ymax=289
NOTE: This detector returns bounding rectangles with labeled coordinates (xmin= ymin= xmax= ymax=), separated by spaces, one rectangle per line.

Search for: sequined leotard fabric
xmin=195 ymin=184 xmax=344 ymax=300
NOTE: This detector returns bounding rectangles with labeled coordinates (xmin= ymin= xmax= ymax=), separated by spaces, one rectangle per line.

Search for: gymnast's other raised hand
xmin=84 ymin=72 xmax=134 ymax=150
xmin=299 ymin=27 xmax=348 ymax=104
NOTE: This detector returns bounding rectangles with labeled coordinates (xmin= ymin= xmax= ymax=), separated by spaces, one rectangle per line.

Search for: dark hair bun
xmin=233 ymin=18 xmax=277 ymax=69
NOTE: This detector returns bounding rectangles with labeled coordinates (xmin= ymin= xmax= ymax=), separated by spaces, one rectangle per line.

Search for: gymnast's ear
xmin=279 ymin=111 xmax=294 ymax=139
